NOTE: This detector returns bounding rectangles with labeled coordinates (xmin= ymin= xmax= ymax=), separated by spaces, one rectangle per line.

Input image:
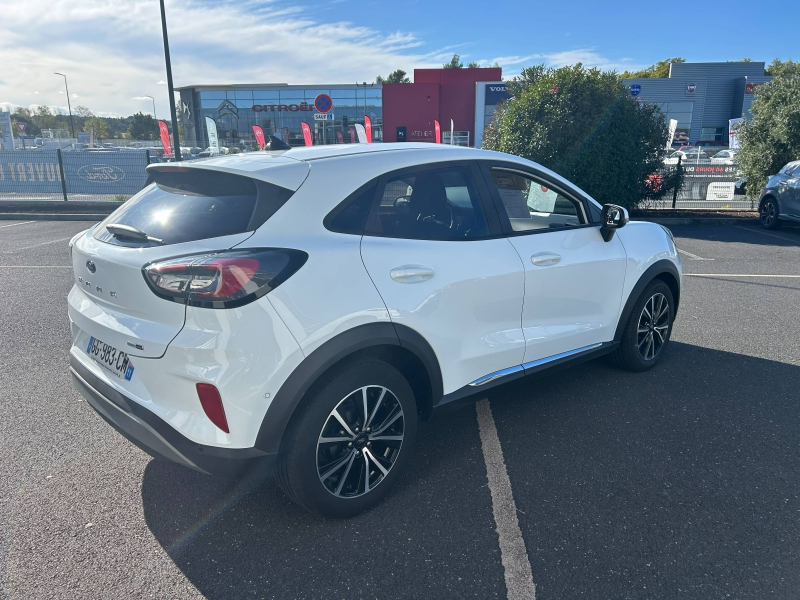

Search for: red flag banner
xmin=252 ymin=125 xmax=266 ymax=150
xmin=434 ymin=120 xmax=441 ymax=144
xmin=301 ymin=122 xmax=313 ymax=146
xmin=364 ymin=116 xmax=372 ymax=143
xmin=349 ymin=128 xmax=356 ymax=144
xmin=336 ymin=131 xmax=344 ymax=144
xmin=158 ymin=120 xmax=172 ymax=156
xmin=281 ymin=127 xmax=290 ymax=144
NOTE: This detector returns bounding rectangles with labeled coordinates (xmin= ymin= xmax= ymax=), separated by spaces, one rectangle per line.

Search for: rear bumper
xmin=70 ymin=355 xmax=275 ymax=478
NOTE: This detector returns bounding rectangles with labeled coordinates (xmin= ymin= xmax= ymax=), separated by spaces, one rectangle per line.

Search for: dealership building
xmin=177 ymin=61 xmax=769 ymax=150
xmin=623 ymin=61 xmax=772 ymax=146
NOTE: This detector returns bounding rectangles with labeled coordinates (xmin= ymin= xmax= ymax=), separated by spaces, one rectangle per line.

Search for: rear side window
xmin=94 ymin=169 xmax=292 ymax=246
xmin=324 ymin=181 xmax=377 ymax=234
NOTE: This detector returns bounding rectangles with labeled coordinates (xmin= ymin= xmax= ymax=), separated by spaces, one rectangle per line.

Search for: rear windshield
xmin=94 ymin=168 xmax=291 ymax=246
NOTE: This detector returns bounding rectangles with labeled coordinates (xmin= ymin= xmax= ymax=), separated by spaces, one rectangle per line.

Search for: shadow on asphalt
xmin=141 ymin=402 xmax=505 ymax=599
xmin=142 ymin=341 xmax=800 ymax=598
xmin=669 ymin=222 xmax=800 ymax=245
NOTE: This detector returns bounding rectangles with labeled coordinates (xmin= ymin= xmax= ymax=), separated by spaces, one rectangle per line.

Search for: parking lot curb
xmin=0 ymin=213 xmax=107 ymax=221
xmin=635 ymin=217 xmax=761 ymax=226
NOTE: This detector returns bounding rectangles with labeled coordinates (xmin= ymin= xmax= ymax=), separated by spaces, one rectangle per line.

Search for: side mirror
xmin=599 ymin=204 xmax=629 ymax=242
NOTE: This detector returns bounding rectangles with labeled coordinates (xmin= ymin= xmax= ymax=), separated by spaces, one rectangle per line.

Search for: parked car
xmin=664 ymin=149 xmax=709 ymax=165
xmin=710 ymin=149 xmax=738 ymax=165
xmin=68 ymin=143 xmax=682 ymax=517
xmin=758 ymin=160 xmax=800 ymax=229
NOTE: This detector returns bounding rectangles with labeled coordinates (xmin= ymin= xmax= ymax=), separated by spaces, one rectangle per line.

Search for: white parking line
xmin=0 ymin=221 xmax=34 ymax=229
xmin=733 ymin=225 xmax=800 ymax=244
xmin=2 ymin=237 xmax=73 ymax=253
xmin=0 ymin=265 xmax=72 ymax=268
xmin=685 ymin=273 xmax=800 ymax=278
xmin=677 ymin=248 xmax=713 ymax=261
xmin=476 ymin=399 xmax=536 ymax=600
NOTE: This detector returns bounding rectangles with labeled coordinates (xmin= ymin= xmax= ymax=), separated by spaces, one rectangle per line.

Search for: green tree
xmin=467 ymin=61 xmax=480 ymax=68
xmin=765 ymin=59 xmax=799 ymax=77
xmin=736 ymin=66 xmax=800 ymax=195
xmin=620 ymin=57 xmax=685 ymax=79
xmin=483 ymin=63 xmax=681 ymax=209
xmin=443 ymin=54 xmax=463 ymax=69
xmin=74 ymin=105 xmax=94 ymax=118
xmin=84 ymin=116 xmax=109 ymax=139
xmin=127 ymin=112 xmax=158 ymax=140
xmin=375 ymin=69 xmax=411 ymax=84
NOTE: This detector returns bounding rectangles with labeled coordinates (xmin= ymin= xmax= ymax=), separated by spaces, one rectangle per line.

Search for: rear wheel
xmin=759 ymin=197 xmax=781 ymax=230
xmin=611 ymin=280 xmax=675 ymax=372
xmin=276 ymin=359 xmax=417 ymax=518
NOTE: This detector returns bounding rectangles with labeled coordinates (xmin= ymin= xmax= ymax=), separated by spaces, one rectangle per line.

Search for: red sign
xmin=434 ymin=120 xmax=441 ymax=144
xmin=745 ymin=83 xmax=762 ymax=94
xmin=336 ymin=131 xmax=344 ymax=144
xmin=16 ymin=122 xmax=26 ymax=134
xmin=158 ymin=120 xmax=172 ymax=156
xmin=252 ymin=125 xmax=266 ymax=150
xmin=314 ymin=94 xmax=333 ymax=114
xmin=301 ymin=122 xmax=313 ymax=146
xmin=364 ymin=116 xmax=372 ymax=144
xmin=349 ymin=128 xmax=356 ymax=144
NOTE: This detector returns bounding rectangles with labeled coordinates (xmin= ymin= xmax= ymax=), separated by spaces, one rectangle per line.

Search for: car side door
xmin=359 ymin=161 xmax=526 ymax=394
xmin=785 ymin=164 xmax=800 ymax=217
xmin=478 ymin=162 xmax=628 ymax=364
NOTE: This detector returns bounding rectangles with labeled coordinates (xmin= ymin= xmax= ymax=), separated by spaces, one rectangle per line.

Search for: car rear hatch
xmin=69 ymin=158 xmax=308 ymax=360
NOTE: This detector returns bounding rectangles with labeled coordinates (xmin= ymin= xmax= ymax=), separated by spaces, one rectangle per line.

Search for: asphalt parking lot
xmin=2 ymin=219 xmax=800 ymax=599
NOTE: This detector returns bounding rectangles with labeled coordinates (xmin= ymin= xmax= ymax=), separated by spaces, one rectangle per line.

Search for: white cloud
xmin=472 ymin=49 xmax=646 ymax=78
xmin=0 ymin=0 xmax=639 ymax=115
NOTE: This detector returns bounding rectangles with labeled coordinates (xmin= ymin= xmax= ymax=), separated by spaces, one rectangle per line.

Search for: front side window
xmin=363 ymin=166 xmax=490 ymax=241
xmin=488 ymin=168 xmax=587 ymax=233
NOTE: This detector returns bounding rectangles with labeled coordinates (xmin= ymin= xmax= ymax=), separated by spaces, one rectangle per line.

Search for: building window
xmin=700 ymin=127 xmax=725 ymax=141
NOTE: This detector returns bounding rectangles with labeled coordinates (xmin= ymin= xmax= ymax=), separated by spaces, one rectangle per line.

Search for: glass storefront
xmin=185 ymin=85 xmax=383 ymax=150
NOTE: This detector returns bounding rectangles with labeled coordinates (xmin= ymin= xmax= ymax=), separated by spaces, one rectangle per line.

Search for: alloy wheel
xmin=761 ymin=200 xmax=776 ymax=227
xmin=316 ymin=385 xmax=405 ymax=498
xmin=637 ymin=293 xmax=670 ymax=361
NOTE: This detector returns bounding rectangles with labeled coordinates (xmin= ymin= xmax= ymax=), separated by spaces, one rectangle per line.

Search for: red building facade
xmin=382 ymin=67 xmax=502 ymax=146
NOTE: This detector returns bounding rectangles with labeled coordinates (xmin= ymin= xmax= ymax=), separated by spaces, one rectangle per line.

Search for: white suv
xmin=69 ymin=143 xmax=681 ymax=517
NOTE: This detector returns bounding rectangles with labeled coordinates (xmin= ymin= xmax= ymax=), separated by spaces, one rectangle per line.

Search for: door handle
xmin=390 ymin=265 xmax=435 ymax=283
xmin=531 ymin=252 xmax=561 ymax=267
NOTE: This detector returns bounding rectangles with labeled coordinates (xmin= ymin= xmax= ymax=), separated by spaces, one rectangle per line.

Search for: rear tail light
xmin=196 ymin=383 xmax=230 ymax=433
xmin=143 ymin=248 xmax=307 ymax=309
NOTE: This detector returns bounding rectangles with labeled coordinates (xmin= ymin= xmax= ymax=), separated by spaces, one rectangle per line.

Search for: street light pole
xmin=143 ymin=95 xmax=157 ymax=120
xmin=54 ymin=72 xmax=76 ymax=139
xmin=159 ymin=0 xmax=181 ymax=161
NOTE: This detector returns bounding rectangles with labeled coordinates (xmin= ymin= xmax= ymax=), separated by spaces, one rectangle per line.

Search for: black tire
xmin=759 ymin=197 xmax=781 ymax=230
xmin=275 ymin=358 xmax=417 ymax=518
xmin=611 ymin=280 xmax=675 ymax=372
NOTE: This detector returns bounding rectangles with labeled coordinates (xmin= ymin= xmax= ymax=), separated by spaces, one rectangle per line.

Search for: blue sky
xmin=0 ymin=0 xmax=795 ymax=118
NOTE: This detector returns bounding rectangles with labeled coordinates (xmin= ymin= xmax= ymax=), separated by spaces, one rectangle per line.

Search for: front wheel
xmin=611 ymin=280 xmax=675 ymax=372
xmin=760 ymin=197 xmax=781 ymax=230
xmin=276 ymin=359 xmax=417 ymax=518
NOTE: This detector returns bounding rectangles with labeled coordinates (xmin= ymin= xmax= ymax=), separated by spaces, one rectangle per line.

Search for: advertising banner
xmin=205 ymin=117 xmax=220 ymax=155
xmin=252 ymin=125 xmax=266 ymax=150
xmin=158 ymin=120 xmax=172 ymax=156
xmin=364 ymin=116 xmax=372 ymax=143
xmin=301 ymin=122 xmax=313 ymax=146
xmin=336 ymin=131 xmax=343 ymax=144
xmin=450 ymin=119 xmax=454 ymax=145
xmin=0 ymin=150 xmax=148 ymax=195
xmin=349 ymin=128 xmax=356 ymax=144
xmin=666 ymin=119 xmax=678 ymax=149
xmin=354 ymin=124 xmax=367 ymax=144
xmin=729 ymin=118 xmax=744 ymax=150
xmin=434 ymin=120 xmax=441 ymax=144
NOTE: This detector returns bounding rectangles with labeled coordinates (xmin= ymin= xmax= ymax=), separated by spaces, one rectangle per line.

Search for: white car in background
xmin=710 ymin=149 xmax=738 ymax=165
xmin=68 ymin=143 xmax=681 ymax=517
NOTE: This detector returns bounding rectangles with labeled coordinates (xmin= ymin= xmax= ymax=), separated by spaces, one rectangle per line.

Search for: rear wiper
xmin=105 ymin=223 xmax=164 ymax=244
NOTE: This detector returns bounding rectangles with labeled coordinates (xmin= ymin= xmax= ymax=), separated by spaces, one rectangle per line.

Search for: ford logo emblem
xmin=77 ymin=164 xmax=125 ymax=183
xmin=86 ymin=260 xmax=96 ymax=273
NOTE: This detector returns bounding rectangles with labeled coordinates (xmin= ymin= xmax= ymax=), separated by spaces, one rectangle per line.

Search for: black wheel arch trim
xmin=254 ymin=322 xmax=443 ymax=455
xmin=613 ymin=259 xmax=681 ymax=342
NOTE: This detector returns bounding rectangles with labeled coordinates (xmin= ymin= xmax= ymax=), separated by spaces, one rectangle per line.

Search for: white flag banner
xmin=354 ymin=123 xmax=368 ymax=144
xmin=666 ymin=119 xmax=678 ymax=149
xmin=729 ymin=118 xmax=744 ymax=150
xmin=205 ymin=117 xmax=220 ymax=155
xmin=450 ymin=119 xmax=454 ymax=145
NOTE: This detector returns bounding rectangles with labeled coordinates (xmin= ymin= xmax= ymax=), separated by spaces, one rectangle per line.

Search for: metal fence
xmin=0 ymin=150 xmax=150 ymax=201
xmin=646 ymin=159 xmax=756 ymax=210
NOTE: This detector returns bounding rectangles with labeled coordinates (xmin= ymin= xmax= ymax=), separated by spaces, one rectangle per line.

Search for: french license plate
xmin=85 ymin=336 xmax=134 ymax=381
